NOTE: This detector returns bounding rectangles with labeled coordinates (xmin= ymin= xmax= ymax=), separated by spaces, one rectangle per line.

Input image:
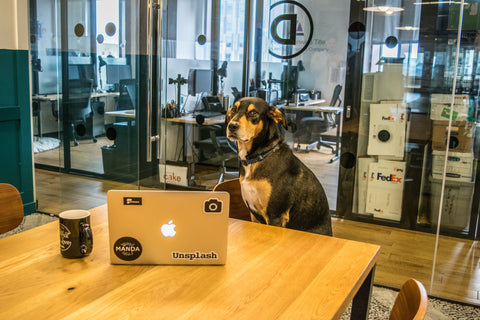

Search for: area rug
xmin=33 ymin=136 xmax=61 ymax=153
xmin=340 ymin=283 xmax=480 ymax=319
xmin=2 ymin=214 xmax=480 ymax=318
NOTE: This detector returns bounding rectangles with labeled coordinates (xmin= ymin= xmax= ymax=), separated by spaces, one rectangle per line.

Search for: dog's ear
xmin=268 ymin=106 xmax=288 ymax=129
xmin=225 ymin=108 xmax=232 ymax=125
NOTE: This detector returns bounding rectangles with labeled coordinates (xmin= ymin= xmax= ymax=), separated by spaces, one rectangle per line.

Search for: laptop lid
xmin=107 ymin=190 xmax=230 ymax=265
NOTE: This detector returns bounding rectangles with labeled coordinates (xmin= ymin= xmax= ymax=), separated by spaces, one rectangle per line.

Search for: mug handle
xmin=79 ymin=222 xmax=93 ymax=255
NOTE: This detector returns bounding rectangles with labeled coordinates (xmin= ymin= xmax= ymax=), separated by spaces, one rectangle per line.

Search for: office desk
xmin=167 ymin=113 xmax=225 ymax=125
xmin=105 ymin=109 xmax=136 ymax=118
xmin=0 ymin=204 xmax=379 ymax=320
xmin=32 ymin=92 xmax=119 ymax=136
xmin=166 ymin=114 xmax=226 ymax=185
xmin=282 ymin=105 xmax=343 ymax=163
xmin=32 ymin=91 xmax=119 ymax=102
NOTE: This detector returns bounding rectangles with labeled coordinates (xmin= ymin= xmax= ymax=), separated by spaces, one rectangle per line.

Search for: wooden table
xmin=0 ymin=205 xmax=379 ymax=319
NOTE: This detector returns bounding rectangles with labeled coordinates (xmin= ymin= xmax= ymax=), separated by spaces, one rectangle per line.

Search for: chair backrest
xmin=329 ymin=84 xmax=343 ymax=107
xmin=390 ymin=278 xmax=428 ymax=320
xmin=213 ymin=178 xmax=251 ymax=221
xmin=66 ymin=79 xmax=93 ymax=120
xmin=0 ymin=183 xmax=24 ymax=234
xmin=117 ymin=78 xmax=136 ymax=110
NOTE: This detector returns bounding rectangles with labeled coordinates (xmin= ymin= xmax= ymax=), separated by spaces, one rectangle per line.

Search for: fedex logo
xmin=381 ymin=116 xmax=394 ymax=121
xmin=371 ymin=172 xmax=402 ymax=183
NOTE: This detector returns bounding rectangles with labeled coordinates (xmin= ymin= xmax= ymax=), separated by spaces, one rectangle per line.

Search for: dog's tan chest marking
xmin=240 ymin=177 xmax=271 ymax=224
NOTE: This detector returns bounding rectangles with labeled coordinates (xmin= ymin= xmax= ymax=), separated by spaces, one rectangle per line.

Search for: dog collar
xmin=240 ymin=143 xmax=281 ymax=166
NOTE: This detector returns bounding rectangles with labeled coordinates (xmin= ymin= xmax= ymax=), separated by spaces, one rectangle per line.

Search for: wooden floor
xmin=33 ymin=135 xmax=480 ymax=306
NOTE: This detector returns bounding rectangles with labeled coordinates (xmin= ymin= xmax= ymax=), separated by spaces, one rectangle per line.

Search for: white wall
xmin=0 ymin=0 xmax=29 ymax=50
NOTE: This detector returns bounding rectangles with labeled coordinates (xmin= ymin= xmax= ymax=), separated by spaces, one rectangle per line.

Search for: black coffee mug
xmin=59 ymin=210 xmax=93 ymax=258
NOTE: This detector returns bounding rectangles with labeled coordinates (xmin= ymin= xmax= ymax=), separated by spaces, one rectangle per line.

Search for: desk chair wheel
xmin=93 ymin=137 xmax=97 ymax=143
xmin=295 ymin=144 xmax=301 ymax=152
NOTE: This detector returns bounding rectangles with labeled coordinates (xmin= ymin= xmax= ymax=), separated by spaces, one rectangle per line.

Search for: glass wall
xmin=29 ymin=0 xmax=480 ymax=304
xmin=243 ymin=0 xmax=479 ymax=304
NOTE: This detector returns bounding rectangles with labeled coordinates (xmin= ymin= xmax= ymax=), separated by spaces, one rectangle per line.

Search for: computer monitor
xmin=188 ymin=69 xmax=212 ymax=96
xmin=68 ymin=64 xmax=97 ymax=89
xmin=68 ymin=65 xmax=80 ymax=80
xmin=106 ymin=64 xmax=132 ymax=85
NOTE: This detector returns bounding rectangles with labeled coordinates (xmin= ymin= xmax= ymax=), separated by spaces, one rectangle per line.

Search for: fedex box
xmin=366 ymin=160 xmax=406 ymax=221
xmin=431 ymin=121 xmax=475 ymax=153
xmin=355 ymin=157 xmax=376 ymax=214
xmin=367 ymin=104 xmax=407 ymax=158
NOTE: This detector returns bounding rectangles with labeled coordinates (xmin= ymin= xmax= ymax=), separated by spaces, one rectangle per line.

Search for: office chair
xmin=213 ymin=178 xmax=251 ymax=221
xmin=64 ymin=79 xmax=95 ymax=146
xmin=294 ymin=84 xmax=342 ymax=153
xmin=116 ymin=79 xmax=136 ymax=110
xmin=390 ymin=278 xmax=428 ymax=320
xmin=194 ymin=124 xmax=238 ymax=184
xmin=0 ymin=183 xmax=24 ymax=234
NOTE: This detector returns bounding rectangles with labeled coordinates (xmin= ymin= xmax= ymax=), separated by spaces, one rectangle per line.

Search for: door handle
xmin=146 ymin=0 xmax=161 ymax=162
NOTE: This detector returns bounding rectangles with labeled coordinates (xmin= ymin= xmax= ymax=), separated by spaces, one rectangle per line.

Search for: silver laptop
xmin=107 ymin=190 xmax=230 ymax=265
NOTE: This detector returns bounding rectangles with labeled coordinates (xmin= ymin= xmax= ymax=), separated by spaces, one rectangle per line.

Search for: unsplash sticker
xmin=269 ymin=0 xmax=313 ymax=59
xmin=114 ymin=237 xmax=142 ymax=261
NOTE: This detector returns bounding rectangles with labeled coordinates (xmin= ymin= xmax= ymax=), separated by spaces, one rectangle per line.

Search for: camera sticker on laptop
xmin=203 ymin=198 xmax=223 ymax=214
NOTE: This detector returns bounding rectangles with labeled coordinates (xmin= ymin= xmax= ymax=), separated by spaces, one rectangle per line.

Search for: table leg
xmin=350 ymin=265 xmax=375 ymax=320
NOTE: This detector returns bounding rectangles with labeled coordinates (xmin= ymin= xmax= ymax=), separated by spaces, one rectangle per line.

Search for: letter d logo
xmin=271 ymin=14 xmax=297 ymax=45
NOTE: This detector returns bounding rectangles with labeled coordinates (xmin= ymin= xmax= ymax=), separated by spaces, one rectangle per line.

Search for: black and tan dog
xmin=225 ymin=97 xmax=332 ymax=236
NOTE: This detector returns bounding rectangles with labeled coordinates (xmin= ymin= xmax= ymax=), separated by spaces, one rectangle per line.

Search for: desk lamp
xmin=168 ymin=74 xmax=187 ymax=109
xmin=217 ymin=61 xmax=228 ymax=95
xmin=98 ymin=56 xmax=107 ymax=89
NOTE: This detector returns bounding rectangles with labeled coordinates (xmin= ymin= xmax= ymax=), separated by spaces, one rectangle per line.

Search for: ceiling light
xmin=396 ymin=26 xmax=420 ymax=31
xmin=363 ymin=6 xmax=405 ymax=14
xmin=414 ymin=1 xmax=462 ymax=5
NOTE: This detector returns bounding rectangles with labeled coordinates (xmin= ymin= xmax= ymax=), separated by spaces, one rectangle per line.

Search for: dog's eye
xmin=248 ymin=110 xmax=258 ymax=117
xmin=230 ymin=107 xmax=237 ymax=114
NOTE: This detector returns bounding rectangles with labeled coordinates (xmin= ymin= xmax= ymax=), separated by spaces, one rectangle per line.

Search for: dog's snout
xmin=228 ymin=122 xmax=239 ymax=132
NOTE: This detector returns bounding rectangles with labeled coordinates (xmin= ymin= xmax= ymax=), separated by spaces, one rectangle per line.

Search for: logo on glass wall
xmin=269 ymin=0 xmax=313 ymax=59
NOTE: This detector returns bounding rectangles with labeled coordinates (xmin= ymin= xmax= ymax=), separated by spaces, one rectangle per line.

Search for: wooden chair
xmin=390 ymin=278 xmax=428 ymax=320
xmin=0 ymin=183 xmax=24 ymax=234
xmin=213 ymin=178 xmax=251 ymax=221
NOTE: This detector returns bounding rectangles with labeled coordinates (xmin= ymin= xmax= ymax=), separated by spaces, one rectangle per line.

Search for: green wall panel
xmin=0 ymin=49 xmax=35 ymax=215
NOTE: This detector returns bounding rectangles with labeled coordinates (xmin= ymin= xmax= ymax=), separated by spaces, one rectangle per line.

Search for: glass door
xmin=157 ymin=0 xmax=245 ymax=190
xmin=31 ymin=0 xmax=248 ymax=213
xmin=31 ymin=0 xmax=157 ymax=213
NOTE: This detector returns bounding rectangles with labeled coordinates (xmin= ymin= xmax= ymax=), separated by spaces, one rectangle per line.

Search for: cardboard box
xmin=431 ymin=150 xmax=475 ymax=182
xmin=430 ymin=103 xmax=471 ymax=122
xmin=355 ymin=157 xmax=376 ymax=214
xmin=430 ymin=93 xmax=470 ymax=105
xmin=365 ymin=160 xmax=406 ymax=221
xmin=367 ymin=104 xmax=407 ymax=158
xmin=430 ymin=176 xmax=473 ymax=230
xmin=431 ymin=121 xmax=475 ymax=152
